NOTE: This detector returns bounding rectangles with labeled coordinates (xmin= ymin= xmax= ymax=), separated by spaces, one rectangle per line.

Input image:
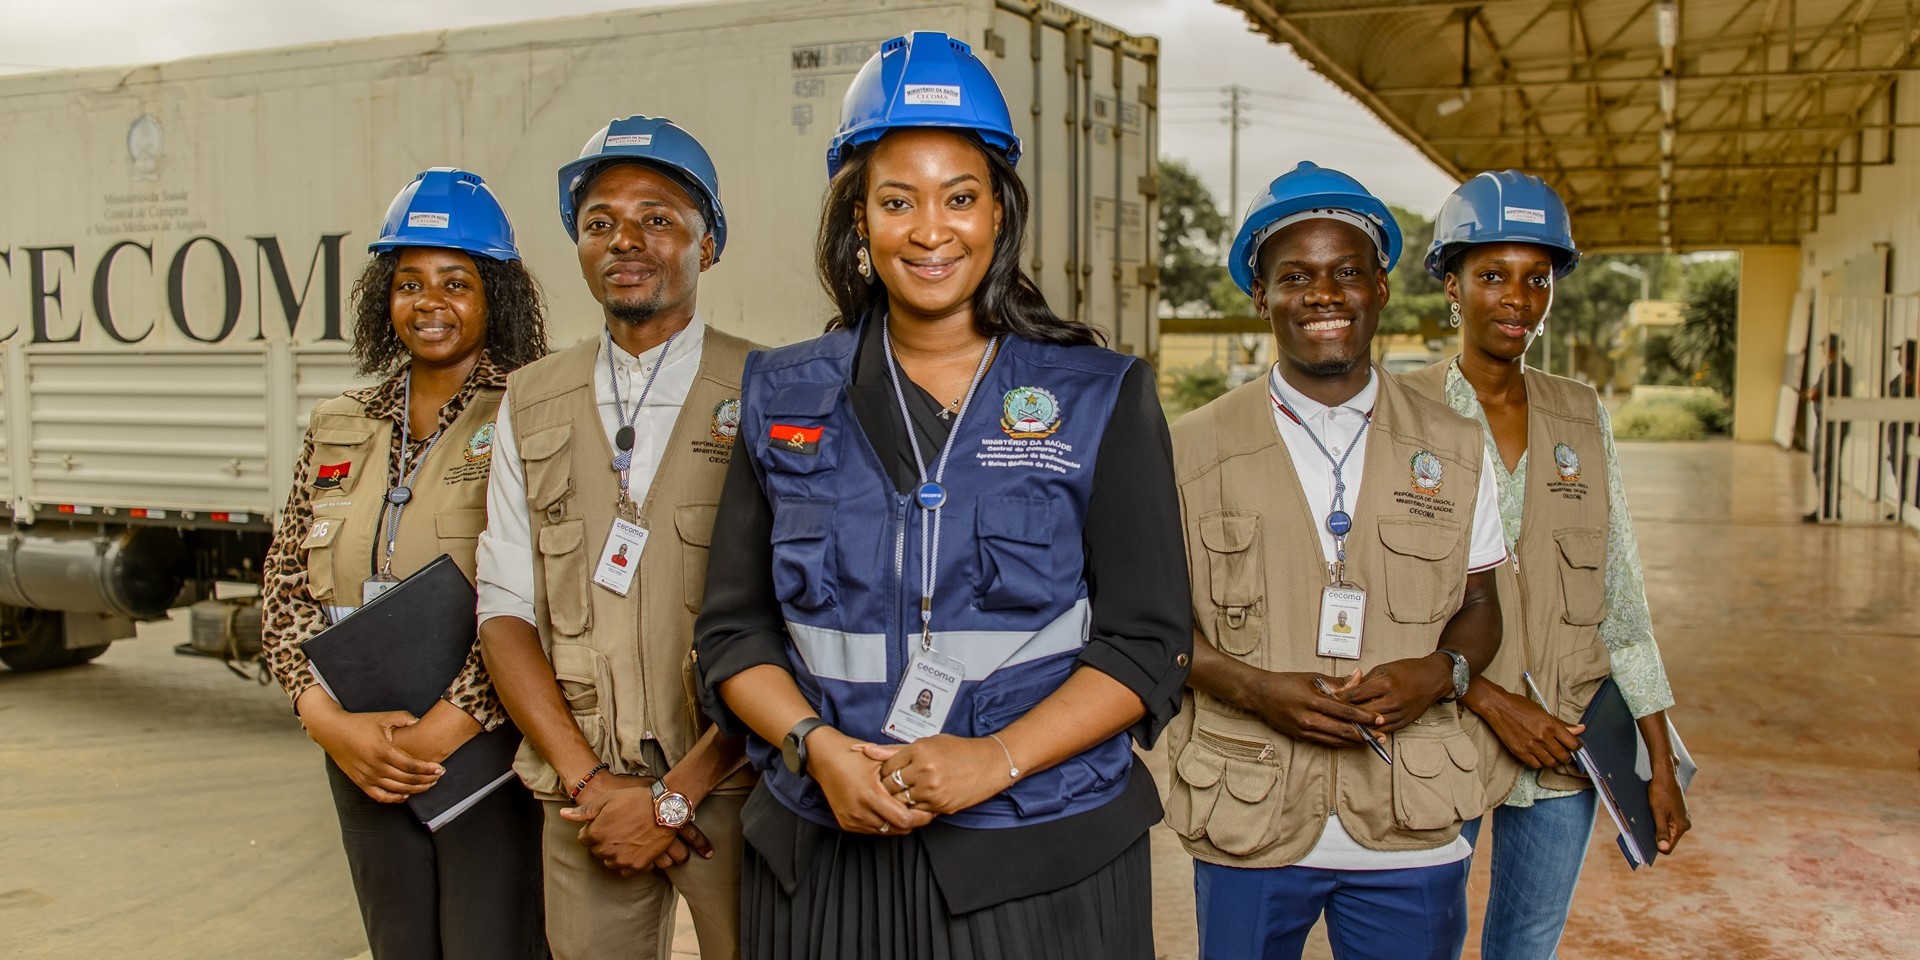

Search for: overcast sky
xmin=0 ymin=0 xmax=1457 ymax=215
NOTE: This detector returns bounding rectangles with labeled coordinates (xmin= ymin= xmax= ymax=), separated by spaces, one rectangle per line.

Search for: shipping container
xmin=0 ymin=0 xmax=1160 ymax=669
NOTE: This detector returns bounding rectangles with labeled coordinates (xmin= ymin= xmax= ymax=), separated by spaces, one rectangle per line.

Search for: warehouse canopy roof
xmin=1219 ymin=0 xmax=1917 ymax=250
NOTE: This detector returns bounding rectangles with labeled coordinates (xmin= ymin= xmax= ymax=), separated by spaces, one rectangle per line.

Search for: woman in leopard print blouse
xmin=260 ymin=169 xmax=549 ymax=960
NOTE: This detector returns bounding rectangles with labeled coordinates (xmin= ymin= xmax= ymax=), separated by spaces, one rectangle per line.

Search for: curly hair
xmin=347 ymin=251 xmax=550 ymax=377
xmin=816 ymin=134 xmax=1103 ymax=347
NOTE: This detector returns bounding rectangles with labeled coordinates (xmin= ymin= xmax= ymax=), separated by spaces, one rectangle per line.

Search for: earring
xmin=856 ymin=241 xmax=873 ymax=282
xmin=1448 ymin=301 xmax=1463 ymax=328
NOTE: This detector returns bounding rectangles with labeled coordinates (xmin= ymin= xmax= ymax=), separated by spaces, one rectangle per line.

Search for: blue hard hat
xmin=557 ymin=116 xmax=727 ymax=261
xmin=369 ymin=167 xmax=519 ymax=262
xmin=1227 ymin=161 xmax=1402 ymax=295
xmin=1425 ymin=170 xmax=1581 ymax=279
xmin=826 ymin=32 xmax=1022 ymax=176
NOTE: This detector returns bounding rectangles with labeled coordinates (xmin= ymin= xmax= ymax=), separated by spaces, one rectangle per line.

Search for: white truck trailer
xmin=0 ymin=0 xmax=1159 ymax=670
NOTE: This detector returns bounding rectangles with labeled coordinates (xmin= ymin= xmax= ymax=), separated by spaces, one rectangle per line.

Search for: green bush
xmin=1166 ymin=365 xmax=1231 ymax=417
xmin=1666 ymin=390 xmax=1731 ymax=434
xmin=1612 ymin=400 xmax=1706 ymax=441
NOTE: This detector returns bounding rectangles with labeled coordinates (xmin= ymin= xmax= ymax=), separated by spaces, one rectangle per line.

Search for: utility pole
xmin=1223 ymin=84 xmax=1248 ymax=221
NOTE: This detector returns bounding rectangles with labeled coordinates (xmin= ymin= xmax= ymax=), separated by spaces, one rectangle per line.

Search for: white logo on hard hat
xmin=605 ymin=134 xmax=654 ymax=147
xmin=903 ymin=84 xmax=963 ymax=106
xmin=1503 ymin=206 xmax=1547 ymax=224
xmin=407 ymin=212 xmax=451 ymax=229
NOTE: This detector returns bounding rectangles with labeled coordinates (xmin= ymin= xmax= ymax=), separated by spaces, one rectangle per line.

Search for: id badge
xmin=591 ymin=518 xmax=649 ymax=596
xmin=361 ymin=573 xmax=401 ymax=607
xmin=882 ymin=648 xmax=965 ymax=743
xmin=1317 ymin=584 xmax=1367 ymax=659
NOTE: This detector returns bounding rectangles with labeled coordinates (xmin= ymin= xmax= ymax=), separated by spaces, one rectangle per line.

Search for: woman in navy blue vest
xmin=694 ymin=32 xmax=1191 ymax=960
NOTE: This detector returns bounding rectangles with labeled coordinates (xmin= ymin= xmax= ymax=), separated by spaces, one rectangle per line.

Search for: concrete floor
xmin=0 ymin=440 xmax=1914 ymax=959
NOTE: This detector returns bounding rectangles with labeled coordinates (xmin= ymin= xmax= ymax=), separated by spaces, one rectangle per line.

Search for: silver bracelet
xmin=986 ymin=733 xmax=1021 ymax=781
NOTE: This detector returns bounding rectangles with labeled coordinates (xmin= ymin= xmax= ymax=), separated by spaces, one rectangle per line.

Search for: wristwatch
xmin=782 ymin=717 xmax=831 ymax=776
xmin=651 ymin=777 xmax=694 ymax=829
xmin=1436 ymin=648 xmax=1471 ymax=702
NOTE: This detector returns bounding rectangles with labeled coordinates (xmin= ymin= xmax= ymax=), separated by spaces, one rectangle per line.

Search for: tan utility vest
xmin=301 ymin=387 xmax=501 ymax=607
xmin=1399 ymin=361 xmax=1613 ymax=799
xmin=504 ymin=328 xmax=755 ymax=800
xmin=1168 ymin=368 xmax=1491 ymax=868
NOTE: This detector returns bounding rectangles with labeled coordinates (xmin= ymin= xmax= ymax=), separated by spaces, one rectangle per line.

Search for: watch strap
xmin=1437 ymin=647 xmax=1470 ymax=702
xmin=784 ymin=717 xmax=830 ymax=774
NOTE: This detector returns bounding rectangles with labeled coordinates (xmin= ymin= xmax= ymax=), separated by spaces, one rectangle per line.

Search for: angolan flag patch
xmin=313 ymin=461 xmax=352 ymax=489
xmin=768 ymin=424 xmax=823 ymax=455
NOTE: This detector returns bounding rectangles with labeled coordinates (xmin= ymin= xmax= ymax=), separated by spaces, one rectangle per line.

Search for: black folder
xmin=302 ymin=553 xmax=520 ymax=831
xmin=1575 ymin=677 xmax=1663 ymax=868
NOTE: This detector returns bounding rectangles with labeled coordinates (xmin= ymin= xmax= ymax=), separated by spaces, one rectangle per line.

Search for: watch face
xmin=782 ymin=736 xmax=804 ymax=775
xmin=656 ymin=793 xmax=692 ymax=828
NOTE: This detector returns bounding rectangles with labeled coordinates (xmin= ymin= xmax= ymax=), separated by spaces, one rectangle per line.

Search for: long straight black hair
xmin=816 ymin=132 xmax=1104 ymax=347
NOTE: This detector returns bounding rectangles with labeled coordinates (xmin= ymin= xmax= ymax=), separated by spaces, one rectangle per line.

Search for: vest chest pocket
xmin=520 ymin=424 xmax=575 ymax=514
xmin=300 ymin=514 xmax=346 ymax=603
xmin=1553 ymin=528 xmax=1608 ymax=625
xmin=436 ymin=508 xmax=488 ymax=581
xmin=1377 ymin=518 xmax=1462 ymax=624
xmin=1168 ymin=718 xmax=1289 ymax=857
xmin=1391 ymin=713 xmax=1485 ymax=831
xmin=974 ymin=496 xmax=1054 ymax=612
xmin=675 ymin=503 xmax=717 ymax=613
xmin=1198 ymin=512 xmax=1264 ymax=656
xmin=538 ymin=519 xmax=593 ymax=637
xmin=771 ymin=499 xmax=838 ymax=611
xmin=307 ymin=425 xmax=376 ymax=495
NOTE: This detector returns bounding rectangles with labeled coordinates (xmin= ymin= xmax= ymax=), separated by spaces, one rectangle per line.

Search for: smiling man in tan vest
xmin=1169 ymin=163 xmax=1508 ymax=960
xmin=476 ymin=117 xmax=758 ymax=960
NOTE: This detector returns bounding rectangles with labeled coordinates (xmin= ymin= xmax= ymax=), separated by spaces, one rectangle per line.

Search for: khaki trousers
xmin=540 ymin=787 xmax=747 ymax=960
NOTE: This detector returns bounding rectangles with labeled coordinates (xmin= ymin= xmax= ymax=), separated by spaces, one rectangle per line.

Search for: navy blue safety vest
xmin=741 ymin=323 xmax=1135 ymax=829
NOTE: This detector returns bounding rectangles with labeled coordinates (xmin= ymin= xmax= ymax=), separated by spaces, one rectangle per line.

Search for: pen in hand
xmin=1312 ymin=676 xmax=1393 ymax=765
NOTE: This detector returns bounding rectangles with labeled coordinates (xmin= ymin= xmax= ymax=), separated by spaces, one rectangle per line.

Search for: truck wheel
xmin=63 ymin=644 xmax=112 ymax=666
xmin=0 ymin=608 xmax=89 ymax=672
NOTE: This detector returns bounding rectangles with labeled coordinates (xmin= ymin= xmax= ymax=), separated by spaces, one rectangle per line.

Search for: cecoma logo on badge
xmin=921 ymin=663 xmax=960 ymax=686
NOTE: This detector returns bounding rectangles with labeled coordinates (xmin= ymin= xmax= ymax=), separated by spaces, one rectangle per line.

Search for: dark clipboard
xmin=1574 ymin=677 xmax=1663 ymax=869
xmin=302 ymin=554 xmax=520 ymax=831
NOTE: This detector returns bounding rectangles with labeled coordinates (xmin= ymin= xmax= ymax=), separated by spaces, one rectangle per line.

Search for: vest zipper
xmin=889 ymin=493 xmax=909 ymax=690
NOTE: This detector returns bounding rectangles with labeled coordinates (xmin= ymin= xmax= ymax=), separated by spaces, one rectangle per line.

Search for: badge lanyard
xmin=375 ymin=369 xmax=446 ymax=579
xmin=1269 ymin=365 xmax=1371 ymax=584
xmin=880 ymin=317 xmax=998 ymax=652
xmin=605 ymin=326 xmax=683 ymax=521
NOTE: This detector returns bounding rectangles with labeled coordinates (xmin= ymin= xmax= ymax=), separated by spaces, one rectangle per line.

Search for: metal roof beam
xmin=1225 ymin=0 xmax=1469 ymax=178
xmin=1425 ymin=121 xmax=1920 ymax=144
xmin=1546 ymin=159 xmax=1892 ymax=170
xmin=1372 ymin=64 xmax=1914 ymax=95
xmin=1268 ymin=0 xmax=1546 ymax=19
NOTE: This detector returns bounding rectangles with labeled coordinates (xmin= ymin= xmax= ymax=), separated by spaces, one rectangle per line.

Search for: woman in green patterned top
xmin=1401 ymin=171 xmax=1691 ymax=960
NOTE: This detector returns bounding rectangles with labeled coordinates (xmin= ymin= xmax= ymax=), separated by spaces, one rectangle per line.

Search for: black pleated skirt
xmin=740 ymin=802 xmax=1155 ymax=960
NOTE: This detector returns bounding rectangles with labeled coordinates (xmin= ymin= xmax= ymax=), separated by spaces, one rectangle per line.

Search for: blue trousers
xmin=1458 ymin=790 xmax=1600 ymax=960
xmin=1193 ymin=858 xmax=1470 ymax=960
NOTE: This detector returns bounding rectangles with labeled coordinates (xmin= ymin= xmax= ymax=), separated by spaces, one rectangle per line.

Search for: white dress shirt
xmin=1264 ymin=363 xmax=1506 ymax=871
xmin=476 ymin=317 xmax=707 ymax=626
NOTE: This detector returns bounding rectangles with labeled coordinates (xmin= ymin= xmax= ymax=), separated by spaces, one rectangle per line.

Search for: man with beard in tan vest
xmin=1169 ymin=163 xmax=1508 ymax=960
xmin=477 ymin=116 xmax=758 ymax=960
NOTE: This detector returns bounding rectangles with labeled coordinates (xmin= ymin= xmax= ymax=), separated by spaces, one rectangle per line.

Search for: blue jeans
xmin=1459 ymin=790 xmax=1600 ymax=960
xmin=1193 ymin=859 xmax=1469 ymax=960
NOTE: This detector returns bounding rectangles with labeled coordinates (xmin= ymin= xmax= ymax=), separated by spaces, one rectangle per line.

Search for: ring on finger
xmin=890 ymin=769 xmax=906 ymax=789
xmin=879 ymin=822 xmax=891 ymax=833
xmin=900 ymin=787 xmax=914 ymax=806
